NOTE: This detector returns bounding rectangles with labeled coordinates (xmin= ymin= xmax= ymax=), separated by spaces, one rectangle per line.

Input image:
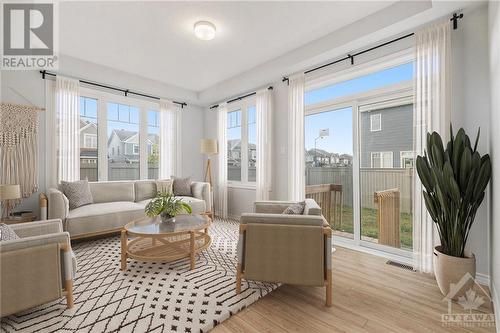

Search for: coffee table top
xmin=124 ymin=214 xmax=211 ymax=236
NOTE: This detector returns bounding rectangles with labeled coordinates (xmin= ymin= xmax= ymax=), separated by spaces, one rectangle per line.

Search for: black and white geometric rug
xmin=0 ymin=218 xmax=279 ymax=333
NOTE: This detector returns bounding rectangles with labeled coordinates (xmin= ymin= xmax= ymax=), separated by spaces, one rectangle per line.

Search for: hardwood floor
xmin=213 ymin=247 xmax=496 ymax=333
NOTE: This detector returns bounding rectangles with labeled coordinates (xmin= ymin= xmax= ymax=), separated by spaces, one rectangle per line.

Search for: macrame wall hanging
xmin=0 ymin=102 xmax=41 ymax=205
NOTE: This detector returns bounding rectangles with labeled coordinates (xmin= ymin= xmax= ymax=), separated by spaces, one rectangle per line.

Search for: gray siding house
xmin=360 ymin=104 xmax=414 ymax=168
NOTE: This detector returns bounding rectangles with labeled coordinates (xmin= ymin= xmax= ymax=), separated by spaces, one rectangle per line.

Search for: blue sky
xmin=304 ymin=62 xmax=413 ymax=154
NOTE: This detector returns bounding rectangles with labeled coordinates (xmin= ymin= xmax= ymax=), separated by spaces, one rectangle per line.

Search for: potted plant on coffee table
xmin=416 ymin=126 xmax=491 ymax=297
xmin=144 ymin=191 xmax=192 ymax=223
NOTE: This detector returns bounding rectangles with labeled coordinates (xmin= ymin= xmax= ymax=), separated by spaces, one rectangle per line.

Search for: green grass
xmin=329 ymin=205 xmax=413 ymax=249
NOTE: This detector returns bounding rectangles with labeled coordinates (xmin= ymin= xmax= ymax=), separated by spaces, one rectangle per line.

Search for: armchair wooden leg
xmin=236 ymin=263 xmax=242 ymax=294
xmin=326 ymin=268 xmax=332 ymax=307
xmin=66 ymin=279 xmax=74 ymax=309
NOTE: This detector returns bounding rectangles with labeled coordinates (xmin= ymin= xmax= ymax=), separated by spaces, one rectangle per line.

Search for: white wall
xmin=488 ymin=0 xmax=500 ymax=318
xmin=451 ymin=4 xmax=491 ymax=281
xmin=1 ymin=57 xmax=205 ymax=216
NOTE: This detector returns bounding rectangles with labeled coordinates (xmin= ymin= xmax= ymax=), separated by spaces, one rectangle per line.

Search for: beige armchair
xmin=236 ymin=199 xmax=333 ymax=306
xmin=0 ymin=219 xmax=76 ymax=317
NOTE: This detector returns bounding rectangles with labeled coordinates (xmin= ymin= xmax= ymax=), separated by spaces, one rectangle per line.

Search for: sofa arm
xmin=48 ymin=188 xmax=69 ymax=222
xmin=191 ymin=182 xmax=211 ymax=212
xmin=240 ymin=213 xmax=325 ymax=227
xmin=10 ymin=219 xmax=63 ymax=238
xmin=0 ymin=231 xmax=71 ymax=253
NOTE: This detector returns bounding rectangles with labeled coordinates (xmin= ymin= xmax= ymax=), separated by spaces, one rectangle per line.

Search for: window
xmin=79 ymin=97 xmax=98 ymax=181
xmin=400 ymin=151 xmax=414 ymax=168
xmin=370 ymin=114 xmax=381 ymax=132
xmin=107 ymin=102 xmax=140 ymax=181
xmin=84 ymin=133 xmax=97 ymax=148
xmin=371 ymin=152 xmax=393 ymax=168
xmin=227 ymin=101 xmax=256 ymax=184
xmin=247 ymin=106 xmax=256 ymax=182
xmin=147 ymin=110 xmax=159 ymax=179
xmin=227 ymin=109 xmax=242 ymax=181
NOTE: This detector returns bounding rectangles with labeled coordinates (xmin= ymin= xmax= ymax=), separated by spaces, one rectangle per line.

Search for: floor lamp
xmin=200 ymin=139 xmax=218 ymax=217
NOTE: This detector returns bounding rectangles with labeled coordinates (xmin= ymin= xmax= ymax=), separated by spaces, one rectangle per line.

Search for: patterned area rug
xmin=1 ymin=218 xmax=278 ymax=333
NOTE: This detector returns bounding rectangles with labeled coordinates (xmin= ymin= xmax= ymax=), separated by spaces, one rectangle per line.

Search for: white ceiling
xmin=59 ymin=1 xmax=396 ymax=92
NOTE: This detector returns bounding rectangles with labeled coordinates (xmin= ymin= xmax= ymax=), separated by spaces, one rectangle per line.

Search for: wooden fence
xmin=306 ymin=166 xmax=413 ymax=213
xmin=80 ymin=164 xmax=159 ymax=181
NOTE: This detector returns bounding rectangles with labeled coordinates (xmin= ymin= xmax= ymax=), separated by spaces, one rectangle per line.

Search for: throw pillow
xmin=0 ymin=223 xmax=19 ymax=241
xmin=60 ymin=179 xmax=93 ymax=210
xmin=282 ymin=201 xmax=306 ymax=215
xmin=172 ymin=176 xmax=192 ymax=196
xmin=156 ymin=179 xmax=173 ymax=195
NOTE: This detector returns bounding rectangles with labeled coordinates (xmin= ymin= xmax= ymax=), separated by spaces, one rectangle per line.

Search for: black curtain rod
xmin=210 ymin=86 xmax=273 ymax=109
xmin=282 ymin=12 xmax=463 ymax=83
xmin=40 ymin=70 xmax=187 ymax=108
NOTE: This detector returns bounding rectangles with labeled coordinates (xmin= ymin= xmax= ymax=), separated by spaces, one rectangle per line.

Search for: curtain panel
xmin=255 ymin=88 xmax=273 ymax=201
xmin=287 ymin=74 xmax=306 ymax=201
xmin=159 ymin=99 xmax=181 ymax=179
xmin=413 ymin=21 xmax=452 ymax=273
xmin=217 ymin=103 xmax=228 ymax=218
xmin=55 ymin=76 xmax=80 ymax=182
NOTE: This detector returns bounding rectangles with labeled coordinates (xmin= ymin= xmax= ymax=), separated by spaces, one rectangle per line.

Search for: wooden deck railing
xmin=305 ymin=184 xmax=343 ymax=229
xmin=374 ymin=188 xmax=400 ymax=248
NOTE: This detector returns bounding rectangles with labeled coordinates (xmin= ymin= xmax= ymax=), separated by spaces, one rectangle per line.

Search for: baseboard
xmin=476 ymin=273 xmax=491 ymax=286
xmin=491 ymin=282 xmax=500 ymax=333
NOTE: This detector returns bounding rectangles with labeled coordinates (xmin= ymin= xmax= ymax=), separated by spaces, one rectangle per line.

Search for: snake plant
xmin=144 ymin=191 xmax=192 ymax=218
xmin=416 ymin=125 xmax=491 ymax=258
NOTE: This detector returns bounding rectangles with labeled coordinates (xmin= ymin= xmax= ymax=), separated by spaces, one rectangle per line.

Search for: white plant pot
xmin=433 ymin=246 xmax=476 ymax=299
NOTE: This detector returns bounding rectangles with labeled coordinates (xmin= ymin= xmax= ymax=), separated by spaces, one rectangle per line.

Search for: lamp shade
xmin=200 ymin=139 xmax=218 ymax=155
xmin=0 ymin=185 xmax=21 ymax=200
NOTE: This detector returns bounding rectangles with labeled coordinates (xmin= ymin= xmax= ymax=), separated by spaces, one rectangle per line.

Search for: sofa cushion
xmin=135 ymin=181 xmax=157 ymax=202
xmin=172 ymin=177 xmax=192 ymax=196
xmin=282 ymin=201 xmax=306 ymax=215
xmin=0 ymin=223 xmax=19 ymax=241
xmin=175 ymin=196 xmax=206 ymax=214
xmin=89 ymin=182 xmax=135 ymax=203
xmin=60 ymin=179 xmax=93 ymax=210
xmin=65 ymin=201 xmax=145 ymax=236
xmin=156 ymin=179 xmax=173 ymax=195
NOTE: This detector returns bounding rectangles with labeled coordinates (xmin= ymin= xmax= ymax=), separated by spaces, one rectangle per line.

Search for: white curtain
xmin=45 ymin=79 xmax=57 ymax=189
xmin=159 ymin=99 xmax=181 ymax=179
xmin=413 ymin=21 xmax=451 ymax=273
xmin=287 ymin=74 xmax=306 ymax=201
xmin=217 ymin=103 xmax=228 ymax=218
xmin=56 ymin=76 xmax=80 ymax=182
xmin=256 ymin=88 xmax=273 ymax=201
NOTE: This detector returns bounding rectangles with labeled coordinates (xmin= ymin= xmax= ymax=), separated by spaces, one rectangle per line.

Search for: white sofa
xmin=47 ymin=180 xmax=211 ymax=239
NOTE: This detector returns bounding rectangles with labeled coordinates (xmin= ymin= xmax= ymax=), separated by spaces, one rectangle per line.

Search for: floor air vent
xmin=386 ymin=260 xmax=415 ymax=271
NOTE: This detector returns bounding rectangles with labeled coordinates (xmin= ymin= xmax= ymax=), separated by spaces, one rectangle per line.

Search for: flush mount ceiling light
xmin=194 ymin=21 xmax=216 ymax=41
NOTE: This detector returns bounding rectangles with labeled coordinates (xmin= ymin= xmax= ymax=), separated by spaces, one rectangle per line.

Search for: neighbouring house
xmin=227 ymin=139 xmax=256 ymax=167
xmin=360 ymin=104 xmax=414 ymax=168
xmin=107 ymin=129 xmax=158 ymax=164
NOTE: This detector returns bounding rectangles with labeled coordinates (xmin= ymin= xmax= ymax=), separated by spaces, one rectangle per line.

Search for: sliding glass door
xmin=305 ymin=107 xmax=354 ymax=238
xmin=304 ymin=57 xmax=415 ymax=259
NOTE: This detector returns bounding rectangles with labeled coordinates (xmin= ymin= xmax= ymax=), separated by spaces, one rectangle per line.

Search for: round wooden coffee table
xmin=120 ymin=214 xmax=211 ymax=270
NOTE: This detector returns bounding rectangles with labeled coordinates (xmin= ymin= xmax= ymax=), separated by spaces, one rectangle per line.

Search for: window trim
xmin=370 ymin=151 xmax=393 ymax=168
xmin=370 ymin=114 xmax=382 ymax=132
xmin=400 ymin=150 xmax=414 ymax=168
xmin=83 ymin=133 xmax=97 ymax=148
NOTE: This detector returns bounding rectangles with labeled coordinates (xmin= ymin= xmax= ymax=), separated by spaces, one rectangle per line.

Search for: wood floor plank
xmin=212 ymin=246 xmax=496 ymax=333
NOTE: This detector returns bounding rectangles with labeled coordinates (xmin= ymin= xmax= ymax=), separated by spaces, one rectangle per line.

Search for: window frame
xmin=400 ymin=150 xmax=414 ymax=168
xmin=78 ymin=86 xmax=161 ymax=181
xmin=370 ymin=114 xmax=382 ymax=132
xmin=305 ymin=51 xmax=415 ymax=263
xmin=370 ymin=151 xmax=393 ymax=168
xmin=83 ymin=133 xmax=97 ymax=148
xmin=226 ymin=96 xmax=256 ymax=188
